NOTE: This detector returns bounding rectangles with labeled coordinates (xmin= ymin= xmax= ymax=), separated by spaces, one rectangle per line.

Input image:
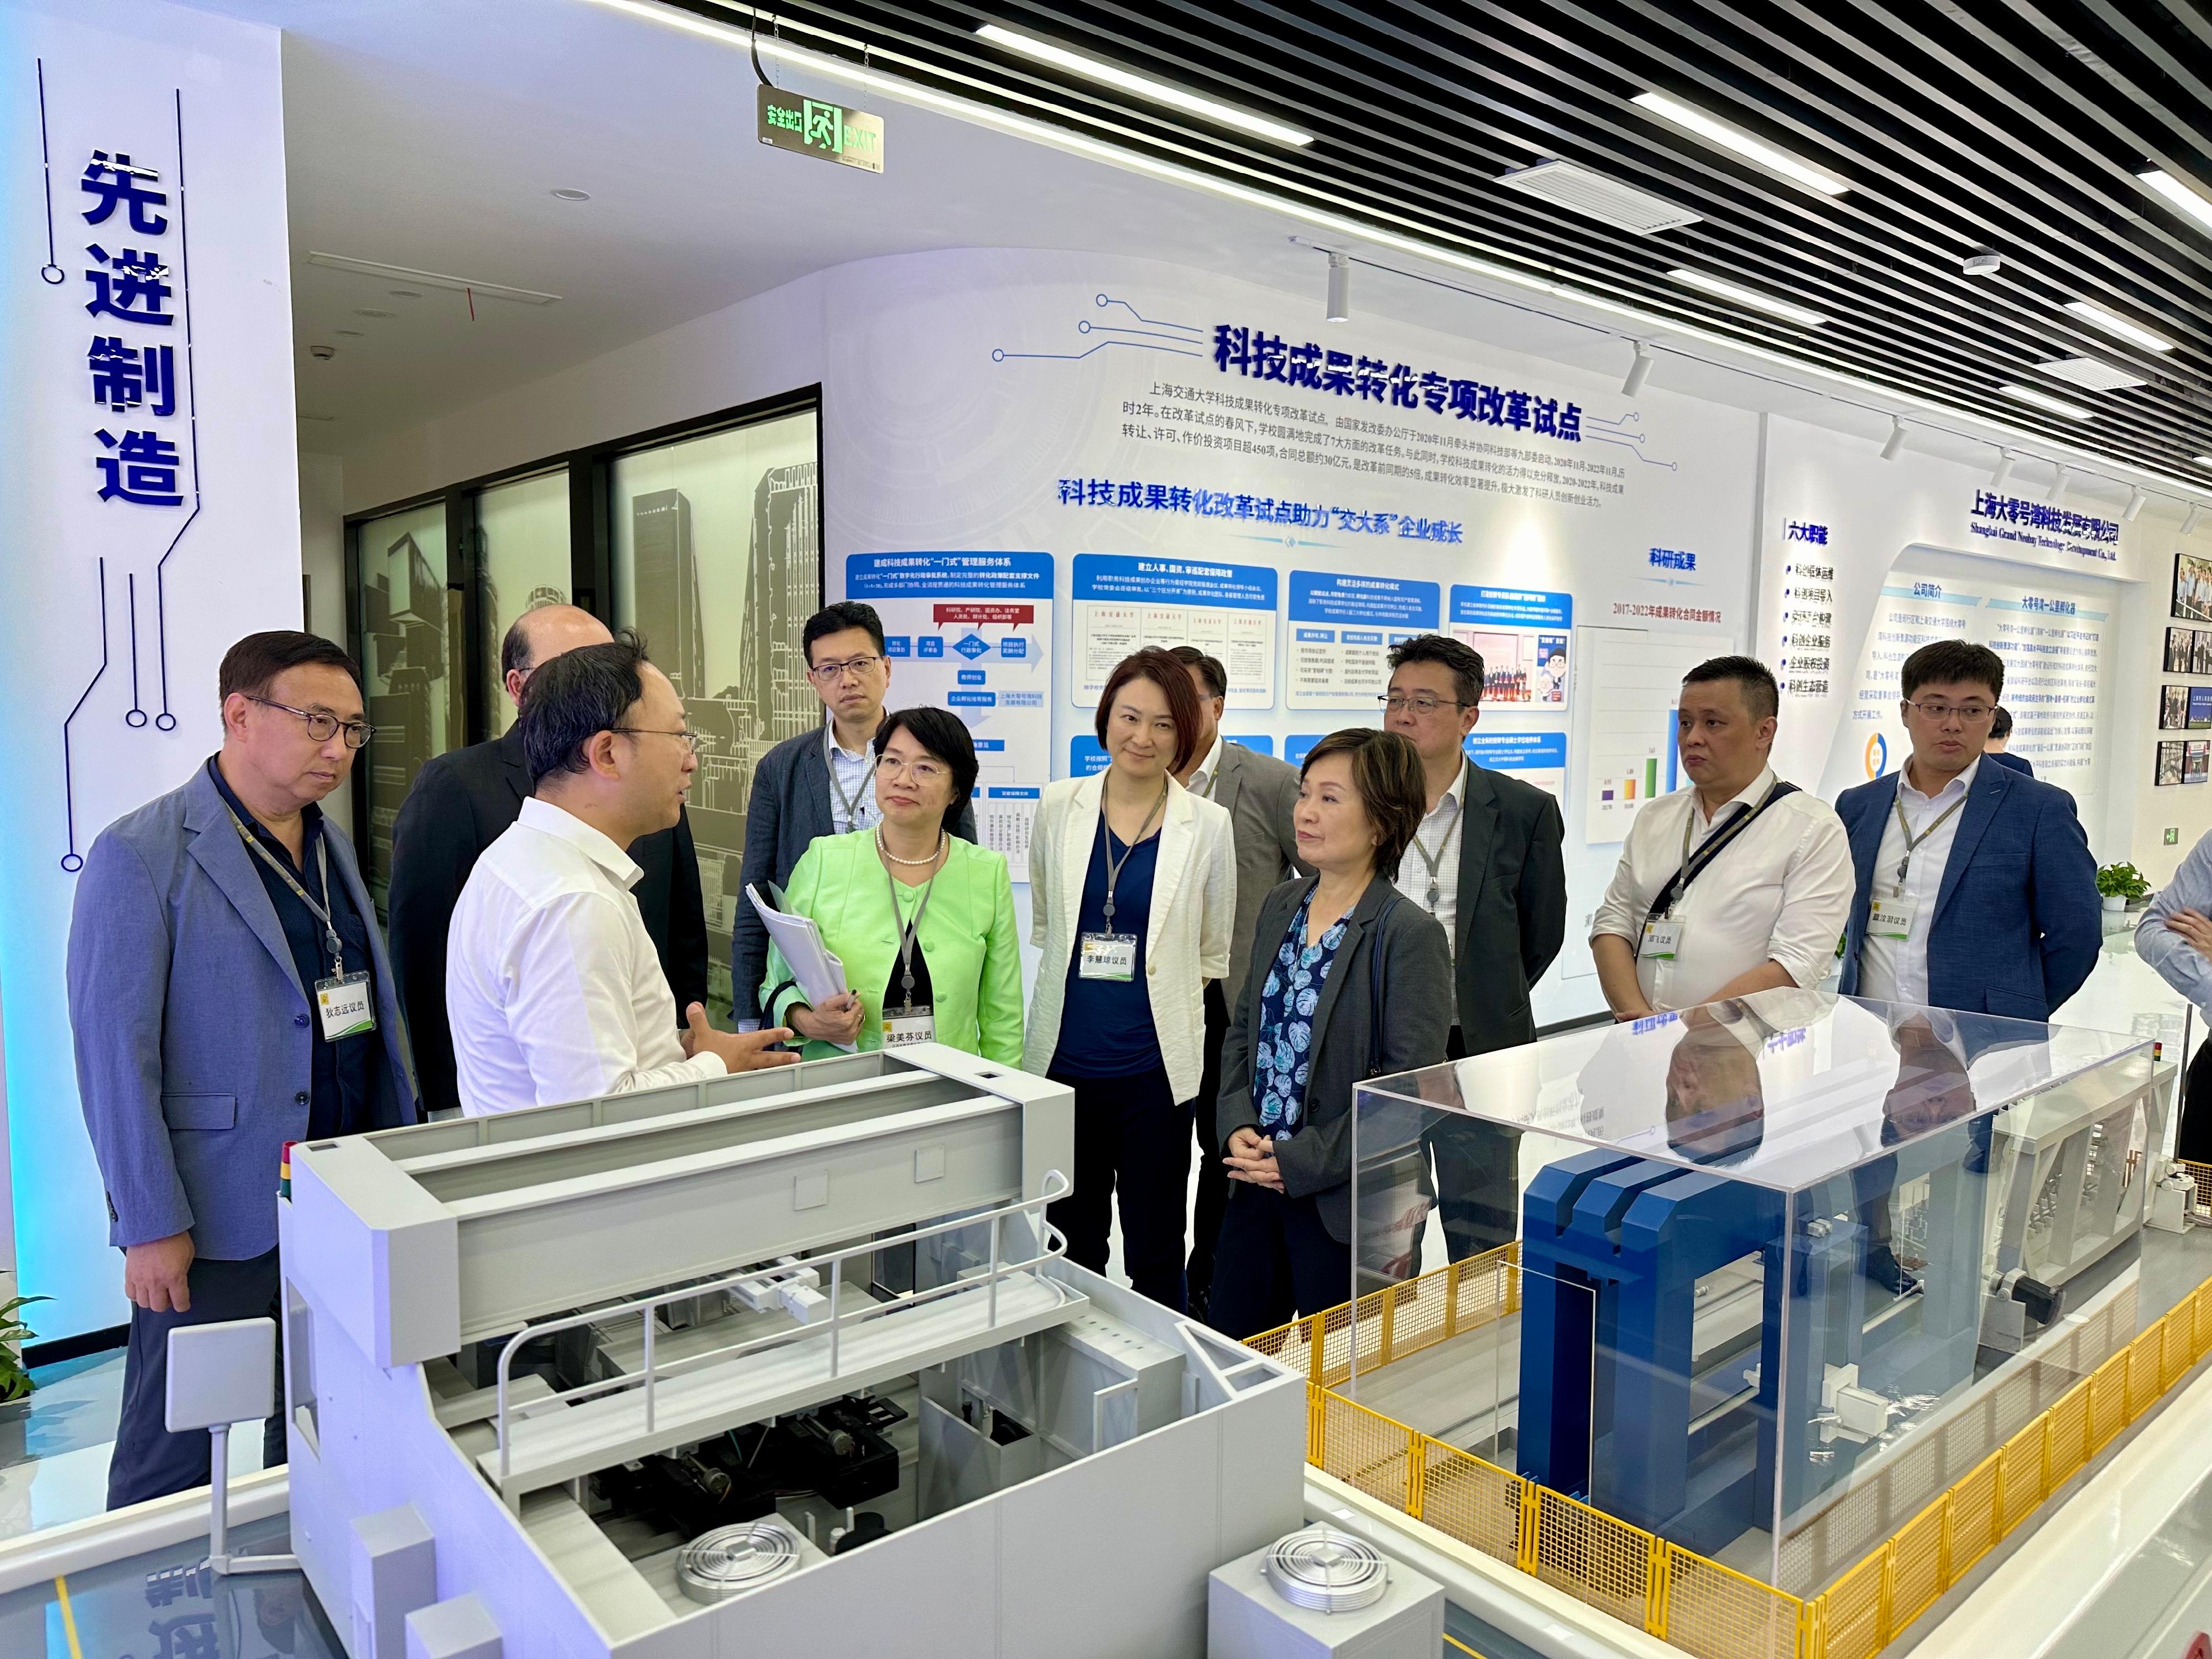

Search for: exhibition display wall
xmin=1 ymin=0 xmax=301 ymax=1341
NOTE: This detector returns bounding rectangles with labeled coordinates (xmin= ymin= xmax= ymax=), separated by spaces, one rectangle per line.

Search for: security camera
xmin=309 ymin=344 xmax=337 ymax=361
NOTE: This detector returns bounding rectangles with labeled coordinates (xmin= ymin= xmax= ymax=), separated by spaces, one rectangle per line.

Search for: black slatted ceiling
xmin=684 ymin=0 xmax=2212 ymax=483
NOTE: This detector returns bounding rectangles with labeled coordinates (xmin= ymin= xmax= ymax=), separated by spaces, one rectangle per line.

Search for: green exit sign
xmin=758 ymin=87 xmax=884 ymax=173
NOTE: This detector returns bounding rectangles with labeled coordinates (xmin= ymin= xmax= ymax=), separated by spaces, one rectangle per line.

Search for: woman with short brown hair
xmin=1207 ymin=728 xmax=1453 ymax=1337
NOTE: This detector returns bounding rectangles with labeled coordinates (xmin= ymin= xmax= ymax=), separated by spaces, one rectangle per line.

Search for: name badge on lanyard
xmin=316 ymin=971 xmax=377 ymax=1039
xmin=1078 ymin=933 xmax=1139 ymax=980
xmin=1080 ymin=781 xmax=1166 ymax=984
xmin=1642 ymin=917 xmax=1686 ymax=961
xmin=1869 ymin=895 xmax=1916 ymax=941
xmin=882 ymin=1004 xmax=937 ymax=1047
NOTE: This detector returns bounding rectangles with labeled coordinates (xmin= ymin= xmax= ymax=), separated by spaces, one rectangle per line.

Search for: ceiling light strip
xmin=1999 ymin=383 xmax=2095 ymax=420
xmin=1666 ymin=268 xmax=1827 ymax=327
xmin=304 ymin=252 xmax=561 ymax=305
xmin=1631 ymin=91 xmax=1851 ymax=196
xmin=974 ymin=24 xmax=1312 ymax=148
xmin=577 ymin=0 xmax=2212 ymax=503
xmin=2140 ymin=169 xmax=2212 ymax=233
xmin=2063 ymin=299 xmax=2175 ymax=352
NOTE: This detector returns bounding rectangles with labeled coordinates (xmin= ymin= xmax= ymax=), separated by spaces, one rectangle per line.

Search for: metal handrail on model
xmin=492 ymin=1168 xmax=1074 ymax=1479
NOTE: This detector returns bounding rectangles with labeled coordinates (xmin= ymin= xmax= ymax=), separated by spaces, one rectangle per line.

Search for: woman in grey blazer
xmin=1208 ymin=729 xmax=1453 ymax=1339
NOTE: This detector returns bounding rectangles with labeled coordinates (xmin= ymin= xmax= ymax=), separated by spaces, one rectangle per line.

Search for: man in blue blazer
xmin=1836 ymin=640 xmax=2098 ymax=1021
xmin=68 ymin=632 xmax=416 ymax=1508
xmin=729 ymin=602 xmax=975 ymax=1027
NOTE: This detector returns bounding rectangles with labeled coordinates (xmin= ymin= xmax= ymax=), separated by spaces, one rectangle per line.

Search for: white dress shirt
xmin=1186 ymin=733 xmax=1227 ymax=801
xmin=447 ymin=797 xmax=724 ymax=1115
xmin=1854 ymin=759 xmax=1978 ymax=1006
xmin=826 ymin=723 xmax=879 ymax=833
xmin=1395 ymin=764 xmax=1466 ymax=960
xmin=1592 ymin=765 xmax=1853 ymax=1013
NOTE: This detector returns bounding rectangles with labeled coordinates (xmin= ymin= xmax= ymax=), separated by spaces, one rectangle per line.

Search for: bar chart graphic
xmin=1580 ymin=629 xmax=1712 ymax=843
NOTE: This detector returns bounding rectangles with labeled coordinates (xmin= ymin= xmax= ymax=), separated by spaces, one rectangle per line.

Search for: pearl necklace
xmin=877 ymin=828 xmax=947 ymax=867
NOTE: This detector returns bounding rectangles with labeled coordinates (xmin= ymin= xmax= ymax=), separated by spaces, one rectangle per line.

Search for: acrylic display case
xmin=1347 ymin=989 xmax=2163 ymax=1596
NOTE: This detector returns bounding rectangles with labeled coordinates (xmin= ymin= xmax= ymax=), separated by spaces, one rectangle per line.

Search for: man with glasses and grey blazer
xmin=730 ymin=602 xmax=976 ymax=1029
xmin=69 ymin=632 xmax=418 ymax=1508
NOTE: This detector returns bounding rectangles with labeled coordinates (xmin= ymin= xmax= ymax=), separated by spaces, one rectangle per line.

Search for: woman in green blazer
xmin=763 ymin=707 xmax=1024 ymax=1063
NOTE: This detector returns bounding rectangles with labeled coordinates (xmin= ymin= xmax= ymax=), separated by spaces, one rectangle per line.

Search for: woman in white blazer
xmin=1028 ymin=648 xmax=1236 ymax=1312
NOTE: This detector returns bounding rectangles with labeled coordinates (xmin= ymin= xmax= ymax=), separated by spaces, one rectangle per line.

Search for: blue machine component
xmin=1517 ymin=1132 xmax=1989 ymax=1556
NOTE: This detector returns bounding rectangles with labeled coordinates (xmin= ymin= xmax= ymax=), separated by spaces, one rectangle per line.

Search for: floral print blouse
xmin=1252 ymin=888 xmax=1350 ymax=1138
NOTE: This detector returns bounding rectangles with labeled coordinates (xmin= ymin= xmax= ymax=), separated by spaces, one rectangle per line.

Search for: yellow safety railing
xmin=1258 ymin=1160 xmax=2212 ymax=1659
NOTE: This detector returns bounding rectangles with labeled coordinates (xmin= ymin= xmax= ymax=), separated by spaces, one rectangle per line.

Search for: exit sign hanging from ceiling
xmin=758 ymin=86 xmax=884 ymax=173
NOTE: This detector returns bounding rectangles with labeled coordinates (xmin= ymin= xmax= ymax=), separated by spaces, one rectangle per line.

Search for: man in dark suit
xmin=1983 ymin=705 xmax=2034 ymax=776
xmin=1837 ymin=640 xmax=2098 ymax=1021
xmin=387 ymin=605 xmax=708 ymax=1115
xmin=730 ymin=601 xmax=977 ymax=1028
xmin=1167 ymin=645 xmax=1306 ymax=1318
xmin=1383 ymin=634 xmax=1569 ymax=1259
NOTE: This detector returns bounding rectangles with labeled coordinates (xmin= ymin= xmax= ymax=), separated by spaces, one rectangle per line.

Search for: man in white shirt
xmin=1592 ymin=655 xmax=1851 ymax=1017
xmin=1384 ymin=633 xmax=1567 ymax=1259
xmin=448 ymin=639 xmax=796 ymax=1114
xmin=1837 ymin=639 xmax=2096 ymax=1019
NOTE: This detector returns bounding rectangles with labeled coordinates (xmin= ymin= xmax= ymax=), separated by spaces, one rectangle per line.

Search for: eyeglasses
xmin=1902 ymin=699 xmax=1995 ymax=725
xmin=612 ymin=726 xmax=705 ymax=756
xmin=878 ymin=753 xmax=948 ymax=785
xmin=251 ymin=697 xmax=375 ymax=749
xmin=807 ymin=654 xmax=883 ymax=685
xmin=1379 ymin=692 xmax=1470 ymax=716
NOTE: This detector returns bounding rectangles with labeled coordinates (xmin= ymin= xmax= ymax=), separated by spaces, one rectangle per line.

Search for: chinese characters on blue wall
xmin=1211 ymin=324 xmax=1582 ymax=442
xmin=1055 ymin=477 xmax=1463 ymax=541
xmin=81 ymin=150 xmax=186 ymax=507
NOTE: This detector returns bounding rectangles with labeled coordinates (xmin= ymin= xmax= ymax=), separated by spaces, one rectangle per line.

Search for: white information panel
xmin=1577 ymin=628 xmax=1717 ymax=844
xmin=1072 ymin=553 xmax=1276 ymax=709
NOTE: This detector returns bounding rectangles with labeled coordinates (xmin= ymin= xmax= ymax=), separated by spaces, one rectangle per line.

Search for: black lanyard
xmin=880 ymin=835 xmax=944 ymax=1008
xmin=223 ymin=804 xmax=345 ymax=976
xmin=1647 ymin=780 xmax=1801 ymax=925
xmin=1098 ymin=781 xmax=1167 ymax=933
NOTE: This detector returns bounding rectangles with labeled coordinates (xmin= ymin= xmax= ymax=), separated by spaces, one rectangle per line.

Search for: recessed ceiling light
xmin=975 ymin=23 xmax=1314 ymax=147
xmin=2063 ymin=299 xmax=2175 ymax=352
xmin=2197 ymin=453 xmax=2212 ymax=466
xmin=2140 ymin=168 xmax=2212 ymax=232
xmin=1632 ymin=91 xmax=1850 ymax=196
xmin=1999 ymin=382 xmax=2095 ymax=420
xmin=354 ymin=308 xmax=395 ymax=319
xmin=388 ymin=288 xmax=424 ymax=299
xmin=333 ymin=328 xmax=363 ymax=337
xmin=1665 ymin=268 xmax=1827 ymax=327
xmin=1496 ymin=160 xmax=1702 ymax=234
xmin=551 ymin=187 xmax=592 ymax=201
xmin=2036 ymin=356 xmax=2148 ymax=392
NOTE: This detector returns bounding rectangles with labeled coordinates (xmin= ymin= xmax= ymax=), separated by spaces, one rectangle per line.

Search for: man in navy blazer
xmin=1835 ymin=640 xmax=2098 ymax=1021
xmin=729 ymin=602 xmax=975 ymax=1027
xmin=68 ymin=632 xmax=416 ymax=1507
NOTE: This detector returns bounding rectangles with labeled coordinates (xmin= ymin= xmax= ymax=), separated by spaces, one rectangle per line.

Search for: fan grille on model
xmin=677 ymin=1521 xmax=801 ymax=1603
xmin=1262 ymin=1525 xmax=1391 ymax=1613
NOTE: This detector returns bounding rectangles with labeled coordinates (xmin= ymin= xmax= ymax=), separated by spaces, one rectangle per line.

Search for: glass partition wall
xmin=610 ymin=409 xmax=821 ymax=1016
xmin=347 ymin=392 xmax=823 ymax=956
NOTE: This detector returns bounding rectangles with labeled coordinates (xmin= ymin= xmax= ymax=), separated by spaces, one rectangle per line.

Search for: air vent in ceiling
xmin=2037 ymin=356 xmax=2148 ymax=392
xmin=1496 ymin=160 xmax=1702 ymax=234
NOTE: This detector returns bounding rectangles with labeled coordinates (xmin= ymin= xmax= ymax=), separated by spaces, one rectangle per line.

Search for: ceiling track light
xmin=1325 ymin=251 xmax=1351 ymax=324
xmin=975 ymin=23 xmax=1314 ymax=147
xmin=2125 ymin=486 xmax=2148 ymax=521
xmin=1990 ymin=448 xmax=2016 ymax=490
xmin=1622 ymin=340 xmax=1655 ymax=398
xmin=1880 ymin=415 xmax=1906 ymax=461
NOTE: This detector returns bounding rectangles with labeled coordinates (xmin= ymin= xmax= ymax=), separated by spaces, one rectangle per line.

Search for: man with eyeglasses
xmin=68 ymin=631 xmax=418 ymax=1507
xmin=387 ymin=604 xmax=709 ymax=1117
xmin=446 ymin=639 xmax=797 ymax=1114
xmin=1381 ymin=633 xmax=1567 ymax=1259
xmin=731 ymin=601 xmax=978 ymax=1031
xmin=1835 ymin=639 xmax=2096 ymax=1021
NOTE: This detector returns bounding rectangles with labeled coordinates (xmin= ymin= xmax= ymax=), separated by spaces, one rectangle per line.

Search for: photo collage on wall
xmin=2156 ymin=739 xmax=2212 ymax=786
xmin=2176 ymin=550 xmax=2212 ymax=624
xmin=2163 ymin=627 xmax=2212 ymax=676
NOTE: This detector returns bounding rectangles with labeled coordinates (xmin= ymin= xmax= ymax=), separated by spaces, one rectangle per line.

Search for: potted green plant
xmin=2098 ymin=861 xmax=2151 ymax=916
